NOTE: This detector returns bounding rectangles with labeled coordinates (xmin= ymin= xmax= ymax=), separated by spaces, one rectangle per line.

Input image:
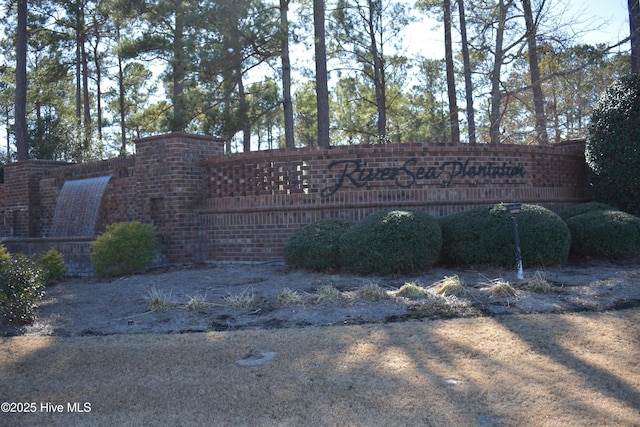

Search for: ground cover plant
xmin=438 ymin=203 xmax=570 ymax=267
xmin=91 ymin=221 xmax=158 ymax=277
xmin=0 ymin=252 xmax=45 ymax=324
xmin=339 ymin=209 xmax=442 ymax=275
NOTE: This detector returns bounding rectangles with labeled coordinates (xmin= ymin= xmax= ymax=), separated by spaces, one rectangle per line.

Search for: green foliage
xmin=91 ymin=222 xmax=158 ymax=277
xmin=439 ymin=204 xmax=570 ymax=267
xmin=37 ymin=247 xmax=67 ymax=284
xmin=558 ymin=202 xmax=618 ymax=221
xmin=0 ymin=255 xmax=45 ymax=324
xmin=339 ymin=209 xmax=442 ymax=275
xmin=587 ymin=73 xmax=640 ymax=215
xmin=0 ymin=243 xmax=11 ymax=266
xmin=284 ymin=219 xmax=352 ymax=270
xmin=565 ymin=209 xmax=640 ymax=259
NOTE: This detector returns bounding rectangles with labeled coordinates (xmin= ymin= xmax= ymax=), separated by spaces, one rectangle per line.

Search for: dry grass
xmin=488 ymin=278 xmax=517 ymax=298
xmin=435 ymin=275 xmax=470 ymax=297
xmin=394 ymin=282 xmax=429 ymax=300
xmin=145 ymin=287 xmax=175 ymax=312
xmin=2 ymin=309 xmax=639 ymax=426
xmin=224 ymin=286 xmax=256 ymax=308
xmin=524 ymin=271 xmax=554 ymax=293
xmin=312 ymin=285 xmax=344 ymax=304
xmin=275 ymin=287 xmax=304 ymax=305
xmin=185 ymin=293 xmax=210 ymax=311
xmin=357 ymin=283 xmax=389 ymax=301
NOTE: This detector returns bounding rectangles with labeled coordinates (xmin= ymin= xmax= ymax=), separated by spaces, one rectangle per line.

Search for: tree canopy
xmin=0 ymin=0 xmax=631 ymax=161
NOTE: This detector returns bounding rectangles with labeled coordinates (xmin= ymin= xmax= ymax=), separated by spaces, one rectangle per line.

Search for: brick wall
xmin=199 ymin=141 xmax=591 ymax=261
xmin=0 ymin=134 xmax=591 ymax=269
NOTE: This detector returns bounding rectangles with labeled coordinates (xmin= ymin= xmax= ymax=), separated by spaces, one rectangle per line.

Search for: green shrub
xmin=0 ymin=254 xmax=45 ymax=324
xmin=285 ymin=218 xmax=352 ymax=270
xmin=565 ymin=209 xmax=640 ymax=259
xmin=339 ymin=209 xmax=442 ymax=275
xmin=558 ymin=202 xmax=618 ymax=221
xmin=91 ymin=222 xmax=158 ymax=277
xmin=439 ymin=204 xmax=570 ymax=267
xmin=0 ymin=243 xmax=11 ymax=266
xmin=587 ymin=73 xmax=640 ymax=215
xmin=37 ymin=247 xmax=67 ymax=284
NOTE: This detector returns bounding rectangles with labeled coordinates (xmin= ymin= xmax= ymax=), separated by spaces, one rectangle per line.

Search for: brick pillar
xmin=134 ymin=133 xmax=224 ymax=263
xmin=3 ymin=160 xmax=66 ymax=237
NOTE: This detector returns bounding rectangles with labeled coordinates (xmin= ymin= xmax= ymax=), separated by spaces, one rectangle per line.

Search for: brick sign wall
xmin=0 ymin=134 xmax=591 ymax=267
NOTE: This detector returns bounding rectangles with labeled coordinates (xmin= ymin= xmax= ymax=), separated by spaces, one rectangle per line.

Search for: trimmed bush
xmin=91 ymin=222 xmax=158 ymax=277
xmin=284 ymin=218 xmax=352 ymax=270
xmin=439 ymin=204 xmax=570 ymax=267
xmin=339 ymin=209 xmax=442 ymax=275
xmin=37 ymin=247 xmax=67 ymax=284
xmin=0 ymin=254 xmax=45 ymax=324
xmin=558 ymin=202 xmax=617 ymax=221
xmin=565 ymin=209 xmax=640 ymax=259
xmin=0 ymin=243 xmax=10 ymax=265
xmin=587 ymin=73 xmax=640 ymax=215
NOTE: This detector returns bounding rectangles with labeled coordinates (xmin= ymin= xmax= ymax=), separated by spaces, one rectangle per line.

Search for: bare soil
xmin=3 ymin=258 xmax=640 ymax=337
xmin=1 ymin=259 xmax=640 ymax=426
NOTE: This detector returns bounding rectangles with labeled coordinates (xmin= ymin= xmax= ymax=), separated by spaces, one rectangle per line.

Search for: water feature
xmin=50 ymin=176 xmax=112 ymax=238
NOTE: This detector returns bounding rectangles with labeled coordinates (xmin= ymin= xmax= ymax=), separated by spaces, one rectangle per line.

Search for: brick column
xmin=3 ymin=160 xmax=67 ymax=237
xmin=134 ymin=133 xmax=224 ymax=263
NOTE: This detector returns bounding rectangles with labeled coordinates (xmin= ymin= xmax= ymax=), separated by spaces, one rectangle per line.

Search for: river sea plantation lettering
xmin=320 ymin=157 xmax=527 ymax=197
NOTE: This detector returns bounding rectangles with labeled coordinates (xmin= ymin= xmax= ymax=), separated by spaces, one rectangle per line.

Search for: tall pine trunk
xmin=314 ymin=0 xmax=330 ymax=147
xmin=443 ymin=0 xmax=459 ymax=144
xmin=280 ymin=0 xmax=295 ymax=148
xmin=522 ymin=0 xmax=548 ymax=145
xmin=15 ymin=0 xmax=28 ymax=161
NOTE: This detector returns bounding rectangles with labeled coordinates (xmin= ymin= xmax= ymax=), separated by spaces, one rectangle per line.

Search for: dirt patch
xmin=3 ymin=258 xmax=640 ymax=337
xmin=2 ymin=259 xmax=640 ymax=426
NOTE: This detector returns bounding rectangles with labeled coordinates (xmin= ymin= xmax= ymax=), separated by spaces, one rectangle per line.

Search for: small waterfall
xmin=50 ymin=176 xmax=112 ymax=237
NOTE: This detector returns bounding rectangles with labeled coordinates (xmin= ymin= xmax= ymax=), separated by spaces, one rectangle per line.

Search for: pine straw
xmin=3 ymin=308 xmax=639 ymax=426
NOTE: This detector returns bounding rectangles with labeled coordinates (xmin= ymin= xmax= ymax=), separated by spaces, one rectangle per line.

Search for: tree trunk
xmin=172 ymin=0 xmax=186 ymax=132
xmin=629 ymin=0 xmax=640 ymax=72
xmin=15 ymin=0 xmax=29 ymax=161
xmin=490 ymin=0 xmax=507 ymax=145
xmin=314 ymin=0 xmax=330 ymax=147
xmin=522 ymin=0 xmax=549 ymax=145
xmin=367 ymin=0 xmax=386 ymax=139
xmin=117 ymin=49 xmax=127 ymax=155
xmin=443 ymin=0 xmax=459 ymax=144
xmin=280 ymin=0 xmax=295 ymax=148
xmin=458 ymin=0 xmax=476 ymax=145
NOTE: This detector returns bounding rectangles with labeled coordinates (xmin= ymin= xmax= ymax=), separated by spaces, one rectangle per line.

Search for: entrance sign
xmin=321 ymin=157 xmax=527 ymax=197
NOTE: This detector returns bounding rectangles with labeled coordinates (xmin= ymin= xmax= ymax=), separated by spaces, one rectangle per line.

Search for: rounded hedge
xmin=587 ymin=73 xmax=640 ymax=215
xmin=438 ymin=204 xmax=570 ymax=267
xmin=558 ymin=202 xmax=617 ymax=221
xmin=565 ymin=209 xmax=640 ymax=259
xmin=284 ymin=218 xmax=352 ymax=270
xmin=91 ymin=222 xmax=158 ymax=277
xmin=339 ymin=209 xmax=442 ymax=275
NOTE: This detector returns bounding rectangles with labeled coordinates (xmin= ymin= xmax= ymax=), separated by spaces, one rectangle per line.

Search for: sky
xmin=400 ymin=0 xmax=631 ymax=59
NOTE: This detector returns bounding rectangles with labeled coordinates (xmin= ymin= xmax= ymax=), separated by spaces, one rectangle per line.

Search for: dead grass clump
xmin=357 ymin=283 xmax=389 ymax=301
xmin=489 ymin=279 xmax=516 ymax=298
xmin=276 ymin=287 xmax=304 ymax=305
xmin=395 ymin=282 xmax=429 ymax=300
xmin=146 ymin=287 xmax=175 ymax=312
xmin=224 ymin=286 xmax=256 ymax=309
xmin=436 ymin=276 xmax=470 ymax=297
xmin=312 ymin=285 xmax=344 ymax=304
xmin=185 ymin=293 xmax=210 ymax=311
xmin=524 ymin=271 xmax=553 ymax=293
